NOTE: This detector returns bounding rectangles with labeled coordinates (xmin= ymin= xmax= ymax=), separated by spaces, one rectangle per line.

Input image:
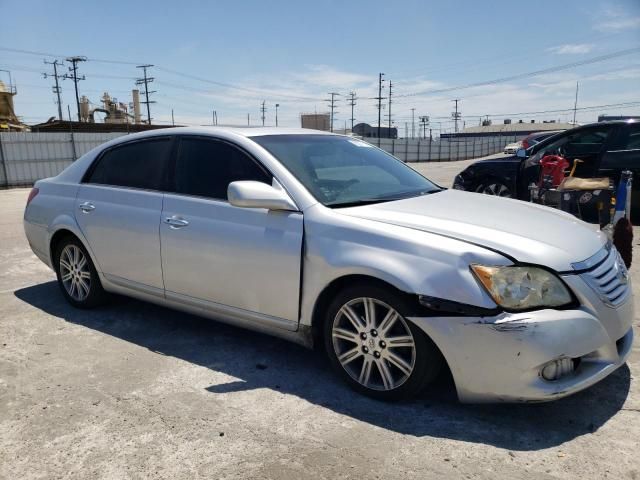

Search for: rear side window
xmin=174 ymin=137 xmax=271 ymax=200
xmin=618 ymin=124 xmax=640 ymax=150
xmin=87 ymin=138 xmax=172 ymax=190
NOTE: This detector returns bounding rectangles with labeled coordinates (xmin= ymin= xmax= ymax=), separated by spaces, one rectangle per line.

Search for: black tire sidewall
xmin=323 ymin=283 xmax=442 ymax=401
xmin=54 ymin=237 xmax=105 ymax=309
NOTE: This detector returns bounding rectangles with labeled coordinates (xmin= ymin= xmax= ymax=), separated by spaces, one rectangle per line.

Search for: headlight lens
xmin=470 ymin=265 xmax=572 ymax=310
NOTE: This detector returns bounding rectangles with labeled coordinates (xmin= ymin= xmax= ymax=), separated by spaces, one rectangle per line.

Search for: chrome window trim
xmin=571 ymin=241 xmax=611 ymax=272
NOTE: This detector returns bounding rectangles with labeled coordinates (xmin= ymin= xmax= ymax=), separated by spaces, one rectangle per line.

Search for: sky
xmin=1 ymin=0 xmax=639 ymax=134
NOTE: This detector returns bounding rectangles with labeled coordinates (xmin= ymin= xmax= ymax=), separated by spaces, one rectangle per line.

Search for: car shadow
xmin=15 ymin=281 xmax=631 ymax=451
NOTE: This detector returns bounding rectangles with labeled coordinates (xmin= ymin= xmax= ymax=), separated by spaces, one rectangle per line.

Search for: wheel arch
xmin=47 ymin=220 xmax=102 ymax=276
xmin=310 ymin=274 xmax=454 ymax=393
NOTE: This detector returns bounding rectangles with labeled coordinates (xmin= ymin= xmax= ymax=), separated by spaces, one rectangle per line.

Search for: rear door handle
xmin=164 ymin=216 xmax=189 ymax=228
xmin=78 ymin=202 xmax=95 ymax=213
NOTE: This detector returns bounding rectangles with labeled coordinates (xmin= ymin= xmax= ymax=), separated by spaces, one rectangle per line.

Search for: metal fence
xmin=366 ymin=134 xmax=521 ymax=162
xmin=0 ymin=132 xmax=125 ymax=187
xmin=0 ymin=131 xmax=521 ymax=188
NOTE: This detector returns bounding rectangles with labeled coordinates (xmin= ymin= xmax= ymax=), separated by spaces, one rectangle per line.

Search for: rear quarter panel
xmin=24 ymin=180 xmax=84 ymax=269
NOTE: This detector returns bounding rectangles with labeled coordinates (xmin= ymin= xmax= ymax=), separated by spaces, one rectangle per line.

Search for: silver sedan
xmin=24 ymin=127 xmax=634 ymax=402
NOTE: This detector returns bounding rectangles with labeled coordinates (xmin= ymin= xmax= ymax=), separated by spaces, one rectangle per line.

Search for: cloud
xmin=547 ymin=44 xmax=594 ymax=55
xmin=596 ymin=16 xmax=640 ymax=31
xmin=594 ymin=4 xmax=640 ymax=31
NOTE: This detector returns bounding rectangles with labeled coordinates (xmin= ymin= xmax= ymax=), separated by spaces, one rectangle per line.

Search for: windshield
xmin=253 ymin=135 xmax=440 ymax=207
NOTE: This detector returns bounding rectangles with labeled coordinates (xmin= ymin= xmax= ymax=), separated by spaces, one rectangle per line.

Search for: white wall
xmin=361 ymin=134 xmax=520 ymax=162
xmin=0 ymin=132 xmax=125 ymax=186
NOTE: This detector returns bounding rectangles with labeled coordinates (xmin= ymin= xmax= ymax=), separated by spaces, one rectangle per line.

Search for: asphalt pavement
xmin=1 ymin=159 xmax=639 ymax=479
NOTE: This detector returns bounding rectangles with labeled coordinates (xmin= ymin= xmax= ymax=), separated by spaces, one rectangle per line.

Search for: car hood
xmin=338 ymin=189 xmax=606 ymax=272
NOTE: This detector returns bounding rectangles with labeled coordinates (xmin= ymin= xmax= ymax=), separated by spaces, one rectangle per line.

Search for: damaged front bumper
xmin=408 ymin=280 xmax=634 ymax=403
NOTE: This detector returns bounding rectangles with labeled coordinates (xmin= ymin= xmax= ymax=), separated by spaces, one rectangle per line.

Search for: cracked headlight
xmin=470 ymin=265 xmax=573 ymax=310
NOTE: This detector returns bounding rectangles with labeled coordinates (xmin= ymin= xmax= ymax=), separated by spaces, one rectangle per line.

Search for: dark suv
xmin=453 ymin=120 xmax=640 ymax=215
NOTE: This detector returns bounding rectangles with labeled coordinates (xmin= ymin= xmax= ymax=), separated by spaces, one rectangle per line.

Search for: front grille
xmin=574 ymin=245 xmax=630 ymax=307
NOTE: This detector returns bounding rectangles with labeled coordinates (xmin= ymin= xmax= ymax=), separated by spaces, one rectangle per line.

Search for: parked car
xmin=24 ymin=127 xmax=633 ymax=403
xmin=521 ymin=130 xmax=563 ymax=149
xmin=453 ymin=121 xmax=640 ymax=217
xmin=503 ymin=141 xmax=522 ymax=154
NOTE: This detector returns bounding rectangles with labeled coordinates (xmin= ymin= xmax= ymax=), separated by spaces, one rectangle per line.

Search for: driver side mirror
xmin=516 ymin=148 xmax=527 ymax=158
xmin=228 ymin=181 xmax=298 ymax=211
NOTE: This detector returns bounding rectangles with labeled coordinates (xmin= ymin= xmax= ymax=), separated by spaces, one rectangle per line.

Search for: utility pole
xmin=411 ymin=108 xmax=416 ymax=139
xmin=247 ymin=113 xmax=250 ymax=126
xmin=171 ymin=109 xmax=175 ymax=126
xmin=387 ymin=81 xmax=393 ymax=137
xmin=63 ymin=56 xmax=86 ymax=122
xmin=43 ymin=59 xmax=65 ymax=121
xmin=325 ymin=93 xmax=340 ymax=132
xmin=346 ymin=91 xmax=357 ymax=132
xmin=419 ymin=116 xmax=429 ymax=139
xmin=136 ymin=65 xmax=156 ymax=125
xmin=260 ymin=101 xmax=266 ymax=126
xmin=376 ymin=73 xmax=385 ymax=139
xmin=572 ymin=82 xmax=579 ymax=124
xmin=275 ymin=103 xmax=280 ymax=127
xmin=451 ymin=99 xmax=461 ymax=133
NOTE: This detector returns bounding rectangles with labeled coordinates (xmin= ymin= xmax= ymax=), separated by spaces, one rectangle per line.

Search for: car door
xmin=76 ymin=137 xmax=173 ymax=294
xmin=600 ymin=123 xmax=640 ymax=218
xmin=559 ymin=126 xmax=614 ymax=178
xmin=160 ymin=136 xmax=303 ymax=330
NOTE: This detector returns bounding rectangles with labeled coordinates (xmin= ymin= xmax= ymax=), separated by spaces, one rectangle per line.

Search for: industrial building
xmin=30 ymin=89 xmax=171 ymax=133
xmin=301 ymin=113 xmax=330 ymax=131
xmin=439 ymin=120 xmax=575 ymax=140
xmin=352 ymin=123 xmax=398 ymax=139
xmin=0 ymin=80 xmax=27 ymax=131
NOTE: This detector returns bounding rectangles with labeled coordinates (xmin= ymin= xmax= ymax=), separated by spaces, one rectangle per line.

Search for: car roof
xmin=119 ymin=126 xmax=338 ymax=139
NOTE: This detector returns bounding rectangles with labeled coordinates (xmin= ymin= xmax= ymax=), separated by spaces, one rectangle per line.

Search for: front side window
xmin=87 ymin=138 xmax=172 ymax=190
xmin=527 ymin=127 xmax=612 ymax=166
xmin=253 ymin=135 xmax=439 ymax=207
xmin=174 ymin=137 xmax=271 ymax=200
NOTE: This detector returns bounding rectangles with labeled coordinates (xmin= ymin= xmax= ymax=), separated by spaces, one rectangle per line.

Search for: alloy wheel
xmin=331 ymin=297 xmax=416 ymax=391
xmin=59 ymin=244 xmax=91 ymax=302
xmin=478 ymin=182 xmax=512 ymax=197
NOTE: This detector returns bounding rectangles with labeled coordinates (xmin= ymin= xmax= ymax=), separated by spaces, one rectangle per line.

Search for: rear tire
xmin=323 ymin=283 xmax=442 ymax=401
xmin=54 ymin=236 xmax=107 ymax=309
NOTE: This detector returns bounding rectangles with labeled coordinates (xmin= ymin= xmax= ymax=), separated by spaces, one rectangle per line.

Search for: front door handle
xmin=78 ymin=202 xmax=95 ymax=213
xmin=164 ymin=216 xmax=189 ymax=228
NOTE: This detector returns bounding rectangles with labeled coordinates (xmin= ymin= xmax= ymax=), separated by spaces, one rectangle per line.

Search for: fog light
xmin=541 ymin=358 xmax=574 ymax=381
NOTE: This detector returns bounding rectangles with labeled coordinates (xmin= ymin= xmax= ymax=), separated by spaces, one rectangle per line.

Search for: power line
xmin=366 ymin=100 xmax=640 ymax=124
xmin=0 ymin=47 xmax=142 ymax=65
xmin=325 ymin=92 xmax=340 ymax=132
xmin=155 ymin=66 xmax=321 ymax=102
xmin=62 ymin=56 xmax=86 ymax=122
xmin=43 ymin=59 xmax=65 ymax=121
xmin=397 ymin=47 xmax=640 ymax=98
xmin=136 ymin=65 xmax=156 ymax=125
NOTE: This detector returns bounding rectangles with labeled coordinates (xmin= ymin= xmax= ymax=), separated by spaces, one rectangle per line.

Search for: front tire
xmin=323 ymin=284 xmax=442 ymax=401
xmin=475 ymin=179 xmax=513 ymax=198
xmin=54 ymin=237 xmax=106 ymax=308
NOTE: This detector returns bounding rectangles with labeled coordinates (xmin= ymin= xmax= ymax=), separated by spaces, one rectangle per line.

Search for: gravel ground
xmin=1 ymin=159 xmax=639 ymax=479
